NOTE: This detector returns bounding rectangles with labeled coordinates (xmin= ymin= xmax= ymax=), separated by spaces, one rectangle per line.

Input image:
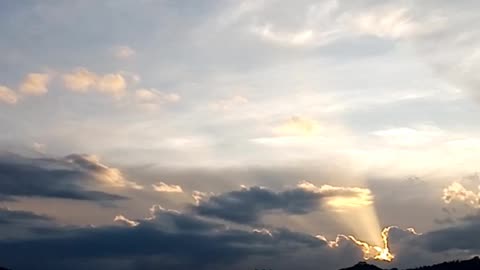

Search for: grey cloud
xmin=192 ymin=186 xmax=320 ymax=224
xmin=0 ymin=152 xmax=127 ymax=202
xmin=192 ymin=183 xmax=372 ymax=224
xmin=0 ymin=206 xmax=363 ymax=270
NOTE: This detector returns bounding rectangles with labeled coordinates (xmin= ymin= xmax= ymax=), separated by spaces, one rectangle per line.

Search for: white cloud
xmin=152 ymin=182 xmax=183 ymax=193
xmin=19 ymin=73 xmax=50 ymax=96
xmin=114 ymin=215 xmax=139 ymax=227
xmin=442 ymin=182 xmax=480 ymax=208
xmin=0 ymin=86 xmax=18 ymax=104
xmin=113 ymin=46 xmax=136 ymax=59
xmin=372 ymin=125 xmax=445 ymax=147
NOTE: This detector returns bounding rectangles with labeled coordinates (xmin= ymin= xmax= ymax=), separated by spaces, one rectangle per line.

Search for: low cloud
xmin=152 ymin=182 xmax=183 ymax=193
xmin=0 ymin=152 xmax=131 ymax=202
xmin=114 ymin=215 xmax=139 ymax=227
xmin=135 ymin=88 xmax=180 ymax=109
xmin=193 ymin=181 xmax=373 ymax=224
xmin=0 ymin=85 xmax=18 ymax=104
xmin=19 ymin=73 xmax=50 ymax=96
xmin=65 ymin=154 xmax=143 ymax=190
xmin=62 ymin=68 xmax=127 ymax=98
xmin=442 ymin=182 xmax=480 ymax=208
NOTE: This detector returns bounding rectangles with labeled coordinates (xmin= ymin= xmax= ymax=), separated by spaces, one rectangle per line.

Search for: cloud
xmin=62 ymin=68 xmax=98 ymax=92
xmin=0 ymin=205 xmax=364 ymax=270
xmin=0 ymin=85 xmax=18 ymax=104
xmin=372 ymin=125 xmax=445 ymax=147
xmin=113 ymin=46 xmax=136 ymax=59
xmin=0 ymin=207 xmax=52 ymax=226
xmin=297 ymin=181 xmax=374 ymax=211
xmin=273 ymin=116 xmax=320 ymax=136
xmin=96 ymin=74 xmax=127 ymax=97
xmin=252 ymin=24 xmax=317 ymax=46
xmin=152 ymin=182 xmax=183 ymax=193
xmin=442 ymin=182 xmax=480 ymax=208
xmin=209 ymin=95 xmax=248 ymax=111
xmin=0 ymin=152 xmax=129 ymax=202
xmin=114 ymin=215 xmax=139 ymax=227
xmin=62 ymin=68 xmax=127 ymax=98
xmin=193 ymin=181 xmax=373 ymax=224
xmin=192 ymin=190 xmax=209 ymax=205
xmin=135 ymin=88 xmax=180 ymax=109
xmin=64 ymin=154 xmax=143 ymax=190
xmin=19 ymin=73 xmax=50 ymax=96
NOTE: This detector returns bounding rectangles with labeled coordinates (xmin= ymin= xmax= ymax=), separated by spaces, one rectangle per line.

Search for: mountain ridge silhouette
xmin=340 ymin=256 xmax=480 ymax=270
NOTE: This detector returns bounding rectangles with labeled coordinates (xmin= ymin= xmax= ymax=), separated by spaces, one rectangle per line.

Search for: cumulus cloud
xmin=0 ymin=85 xmax=18 ymax=104
xmin=152 ymin=182 xmax=183 ymax=193
xmin=62 ymin=68 xmax=98 ymax=92
xmin=113 ymin=46 xmax=136 ymax=59
xmin=62 ymin=68 xmax=127 ymax=98
xmin=193 ymin=181 xmax=373 ymax=224
xmin=19 ymin=73 xmax=50 ymax=96
xmin=442 ymin=182 xmax=480 ymax=208
xmin=0 ymin=152 xmax=129 ymax=202
xmin=96 ymin=74 xmax=127 ymax=97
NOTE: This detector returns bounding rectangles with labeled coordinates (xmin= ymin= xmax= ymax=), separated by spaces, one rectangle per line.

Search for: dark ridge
xmin=340 ymin=261 xmax=384 ymax=270
xmin=340 ymin=256 xmax=480 ymax=270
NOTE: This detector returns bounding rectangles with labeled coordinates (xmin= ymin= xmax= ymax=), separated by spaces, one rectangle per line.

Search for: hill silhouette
xmin=341 ymin=256 xmax=480 ymax=270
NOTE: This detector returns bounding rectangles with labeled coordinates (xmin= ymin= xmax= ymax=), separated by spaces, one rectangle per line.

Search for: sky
xmin=1 ymin=0 xmax=480 ymax=269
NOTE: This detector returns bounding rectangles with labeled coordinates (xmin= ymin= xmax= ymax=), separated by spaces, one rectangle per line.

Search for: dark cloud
xmin=0 ymin=207 xmax=52 ymax=225
xmin=0 ymin=152 xmax=127 ymax=202
xmin=192 ymin=186 xmax=320 ymax=224
xmin=192 ymin=183 xmax=373 ymax=224
xmin=0 ymin=206 xmax=363 ymax=270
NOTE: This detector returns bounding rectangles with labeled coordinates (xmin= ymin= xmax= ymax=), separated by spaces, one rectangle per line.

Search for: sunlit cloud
xmin=62 ymin=68 xmax=98 ymax=92
xmin=62 ymin=68 xmax=127 ymax=98
xmin=65 ymin=154 xmax=143 ymax=190
xmin=273 ymin=116 xmax=320 ymax=136
xmin=443 ymin=182 xmax=480 ymax=208
xmin=114 ymin=215 xmax=139 ymax=227
xmin=19 ymin=73 xmax=50 ymax=96
xmin=0 ymin=85 xmax=18 ymax=104
xmin=152 ymin=182 xmax=183 ymax=193
xmin=96 ymin=73 xmax=127 ymax=98
xmin=297 ymin=181 xmax=373 ymax=211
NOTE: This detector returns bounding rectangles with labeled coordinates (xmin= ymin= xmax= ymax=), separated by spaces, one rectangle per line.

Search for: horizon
xmin=1 ymin=1 xmax=480 ymax=270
